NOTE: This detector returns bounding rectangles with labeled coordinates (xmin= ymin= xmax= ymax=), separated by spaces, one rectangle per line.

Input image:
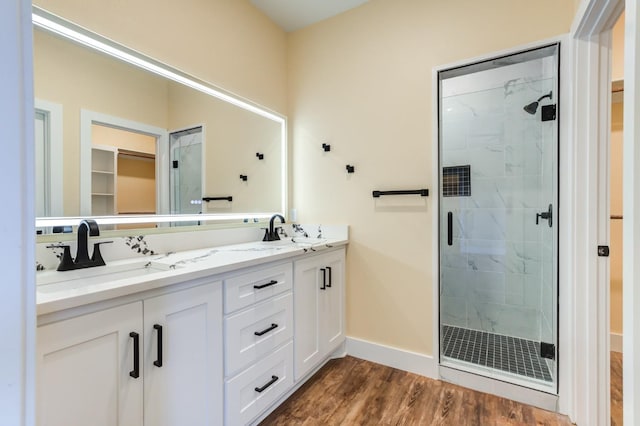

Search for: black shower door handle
xmin=447 ymin=212 xmax=453 ymax=246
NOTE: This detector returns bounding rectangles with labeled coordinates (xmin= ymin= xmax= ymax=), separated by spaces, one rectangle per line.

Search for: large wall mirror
xmin=33 ymin=7 xmax=287 ymax=234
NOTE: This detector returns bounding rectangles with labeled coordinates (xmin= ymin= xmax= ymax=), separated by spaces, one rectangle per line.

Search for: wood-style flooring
xmin=611 ymin=351 xmax=623 ymax=426
xmin=260 ymin=356 xmax=573 ymax=425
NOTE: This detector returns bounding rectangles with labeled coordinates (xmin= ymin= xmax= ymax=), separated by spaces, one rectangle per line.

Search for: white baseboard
xmin=611 ymin=332 xmax=623 ymax=353
xmin=345 ymin=336 xmax=437 ymax=378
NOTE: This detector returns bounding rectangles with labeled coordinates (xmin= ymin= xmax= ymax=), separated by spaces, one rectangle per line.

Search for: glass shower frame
xmin=437 ymin=44 xmax=560 ymax=394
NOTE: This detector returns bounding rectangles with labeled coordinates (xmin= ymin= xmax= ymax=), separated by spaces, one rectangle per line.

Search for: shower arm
xmin=536 ymin=92 xmax=552 ymax=103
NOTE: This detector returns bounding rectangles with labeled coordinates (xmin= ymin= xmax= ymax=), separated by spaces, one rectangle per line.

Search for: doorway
xmin=437 ymin=44 xmax=559 ymax=394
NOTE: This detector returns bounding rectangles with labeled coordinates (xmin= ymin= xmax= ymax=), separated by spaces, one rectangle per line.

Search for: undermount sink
xmin=37 ymin=260 xmax=177 ymax=293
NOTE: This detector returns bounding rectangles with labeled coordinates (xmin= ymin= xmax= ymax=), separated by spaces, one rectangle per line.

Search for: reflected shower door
xmin=438 ymin=44 xmax=559 ymax=393
xmin=170 ymin=127 xmax=203 ymax=224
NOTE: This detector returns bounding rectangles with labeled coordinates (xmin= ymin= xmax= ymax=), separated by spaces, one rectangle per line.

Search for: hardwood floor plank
xmin=610 ymin=351 xmax=623 ymax=426
xmin=260 ymin=356 xmax=573 ymax=426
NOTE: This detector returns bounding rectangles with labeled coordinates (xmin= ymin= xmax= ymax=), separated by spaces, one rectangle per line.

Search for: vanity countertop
xmin=36 ymin=237 xmax=347 ymax=316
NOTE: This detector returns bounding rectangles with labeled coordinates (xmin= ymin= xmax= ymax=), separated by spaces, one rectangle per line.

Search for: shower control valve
xmin=535 ymin=204 xmax=553 ymax=227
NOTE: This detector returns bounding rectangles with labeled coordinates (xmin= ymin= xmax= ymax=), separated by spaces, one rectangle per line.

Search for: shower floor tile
xmin=441 ymin=325 xmax=553 ymax=382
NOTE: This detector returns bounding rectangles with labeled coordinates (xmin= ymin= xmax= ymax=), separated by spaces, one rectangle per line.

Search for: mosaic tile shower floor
xmin=441 ymin=325 xmax=553 ymax=382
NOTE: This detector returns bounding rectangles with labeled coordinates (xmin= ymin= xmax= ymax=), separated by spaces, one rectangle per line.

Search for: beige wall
xmin=92 ymin=124 xmax=157 ymax=155
xmin=288 ymin=0 xmax=575 ymax=355
xmin=117 ymin=156 xmax=157 ymax=215
xmin=612 ymin=12 xmax=625 ymax=82
xmin=33 ymin=0 xmax=288 ymax=113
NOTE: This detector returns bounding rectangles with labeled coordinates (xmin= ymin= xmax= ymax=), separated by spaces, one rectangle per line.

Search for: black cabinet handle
xmin=254 ymin=280 xmax=278 ymax=290
xmin=254 ymin=323 xmax=278 ymax=336
xmin=153 ymin=324 xmax=163 ymax=368
xmin=320 ymin=268 xmax=326 ymax=290
xmin=326 ymin=266 xmax=332 ymax=288
xmin=447 ymin=212 xmax=453 ymax=246
xmin=129 ymin=332 xmax=140 ymax=378
xmin=254 ymin=375 xmax=279 ymax=393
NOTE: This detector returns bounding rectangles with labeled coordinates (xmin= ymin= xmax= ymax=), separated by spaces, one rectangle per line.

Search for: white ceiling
xmin=250 ymin=0 xmax=370 ymax=32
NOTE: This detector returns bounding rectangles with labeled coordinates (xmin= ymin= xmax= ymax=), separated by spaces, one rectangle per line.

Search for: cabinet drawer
xmin=225 ymin=292 xmax=293 ymax=376
xmin=225 ymin=341 xmax=293 ymax=426
xmin=224 ymin=262 xmax=292 ymax=313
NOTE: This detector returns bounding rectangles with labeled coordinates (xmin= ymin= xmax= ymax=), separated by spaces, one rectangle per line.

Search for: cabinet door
xmin=293 ymin=256 xmax=323 ymax=381
xmin=321 ymin=250 xmax=345 ymax=355
xmin=143 ymin=282 xmax=223 ymax=426
xmin=37 ymin=302 xmax=143 ymax=426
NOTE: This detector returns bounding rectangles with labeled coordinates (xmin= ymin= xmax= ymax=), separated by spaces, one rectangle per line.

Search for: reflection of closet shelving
xmin=91 ymin=145 xmax=117 ymax=216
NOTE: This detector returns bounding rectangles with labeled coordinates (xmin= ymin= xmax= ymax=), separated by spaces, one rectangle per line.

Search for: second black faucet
xmin=263 ymin=214 xmax=285 ymax=241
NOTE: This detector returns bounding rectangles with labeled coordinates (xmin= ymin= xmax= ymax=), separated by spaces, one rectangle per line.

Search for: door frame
xmin=34 ymin=99 xmax=64 ymax=217
xmin=570 ymin=0 xmax=625 ymax=424
xmin=0 ymin=0 xmax=35 ymax=424
xmin=431 ymin=35 xmax=569 ymax=411
xmin=80 ymin=109 xmax=169 ymax=216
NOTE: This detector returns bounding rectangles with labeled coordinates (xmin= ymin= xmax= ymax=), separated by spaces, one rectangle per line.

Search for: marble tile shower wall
xmin=440 ymin=68 xmax=555 ymax=342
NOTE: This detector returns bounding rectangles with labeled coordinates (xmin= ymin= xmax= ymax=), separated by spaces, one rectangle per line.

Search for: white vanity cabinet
xmin=293 ymin=248 xmax=346 ymax=381
xmin=223 ymin=262 xmax=295 ymax=425
xmin=36 ymin=281 xmax=223 ymax=426
xmin=36 ymin=241 xmax=348 ymax=425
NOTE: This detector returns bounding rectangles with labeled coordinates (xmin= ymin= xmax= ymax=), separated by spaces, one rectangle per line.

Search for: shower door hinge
xmin=541 ymin=104 xmax=556 ymax=121
xmin=598 ymin=245 xmax=610 ymax=257
xmin=540 ymin=342 xmax=556 ymax=360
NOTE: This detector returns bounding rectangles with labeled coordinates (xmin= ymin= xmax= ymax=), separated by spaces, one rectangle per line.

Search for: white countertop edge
xmin=37 ymin=239 xmax=348 ymax=316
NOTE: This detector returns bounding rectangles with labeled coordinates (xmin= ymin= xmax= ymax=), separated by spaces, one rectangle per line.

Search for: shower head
xmin=523 ymin=91 xmax=553 ymax=115
xmin=523 ymin=102 xmax=539 ymax=114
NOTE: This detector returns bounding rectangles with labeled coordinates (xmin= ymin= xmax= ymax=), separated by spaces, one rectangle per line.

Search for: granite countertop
xmin=36 ymin=237 xmax=347 ymax=316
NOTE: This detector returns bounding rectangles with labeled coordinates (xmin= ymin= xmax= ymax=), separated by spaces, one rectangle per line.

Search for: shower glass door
xmin=438 ymin=44 xmax=559 ymax=393
xmin=170 ymin=127 xmax=203 ymax=225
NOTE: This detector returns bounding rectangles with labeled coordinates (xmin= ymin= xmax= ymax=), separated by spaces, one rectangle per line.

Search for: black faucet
xmin=52 ymin=219 xmax=111 ymax=271
xmin=263 ymin=214 xmax=285 ymax=241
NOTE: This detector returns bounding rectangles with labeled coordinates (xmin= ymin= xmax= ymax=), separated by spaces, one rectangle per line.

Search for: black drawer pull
xmin=254 ymin=323 xmax=278 ymax=336
xmin=153 ymin=324 xmax=163 ymax=368
xmin=326 ymin=266 xmax=332 ymax=288
xmin=320 ymin=268 xmax=326 ymax=290
xmin=129 ymin=332 xmax=140 ymax=378
xmin=255 ymin=375 xmax=278 ymax=393
xmin=447 ymin=212 xmax=453 ymax=246
xmin=254 ymin=280 xmax=278 ymax=290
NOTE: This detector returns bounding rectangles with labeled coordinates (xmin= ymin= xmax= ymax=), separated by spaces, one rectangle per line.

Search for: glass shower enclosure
xmin=438 ymin=44 xmax=559 ymax=393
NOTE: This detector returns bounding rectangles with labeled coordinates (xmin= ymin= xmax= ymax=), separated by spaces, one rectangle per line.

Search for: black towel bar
xmin=202 ymin=196 xmax=233 ymax=202
xmin=372 ymin=189 xmax=429 ymax=198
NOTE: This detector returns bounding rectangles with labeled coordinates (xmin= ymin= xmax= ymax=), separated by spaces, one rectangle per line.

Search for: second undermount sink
xmin=37 ymin=260 xmax=178 ymax=293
